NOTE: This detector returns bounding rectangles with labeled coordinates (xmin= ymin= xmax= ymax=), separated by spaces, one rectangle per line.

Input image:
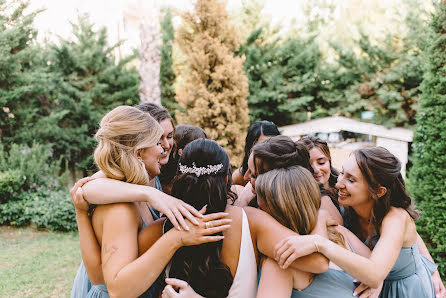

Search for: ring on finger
xmin=205 ymin=222 xmax=210 ymax=229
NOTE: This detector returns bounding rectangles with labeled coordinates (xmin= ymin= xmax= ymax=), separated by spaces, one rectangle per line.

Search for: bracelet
xmin=314 ymin=240 xmax=320 ymax=253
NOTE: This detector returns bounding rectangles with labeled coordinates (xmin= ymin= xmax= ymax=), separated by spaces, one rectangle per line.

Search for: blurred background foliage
xmin=0 ymin=0 xmax=444 ymax=277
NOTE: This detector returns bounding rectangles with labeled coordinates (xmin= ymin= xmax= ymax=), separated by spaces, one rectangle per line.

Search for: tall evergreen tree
xmin=175 ymin=0 xmax=249 ymax=167
xmin=160 ymin=8 xmax=177 ymax=114
xmin=0 ymin=0 xmax=46 ymax=147
xmin=239 ymin=31 xmax=323 ymax=125
xmin=23 ymin=15 xmax=140 ymax=173
xmin=409 ymin=2 xmax=446 ymax=276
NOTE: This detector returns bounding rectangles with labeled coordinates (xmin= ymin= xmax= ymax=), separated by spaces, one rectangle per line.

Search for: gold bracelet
xmin=314 ymin=240 xmax=320 ymax=253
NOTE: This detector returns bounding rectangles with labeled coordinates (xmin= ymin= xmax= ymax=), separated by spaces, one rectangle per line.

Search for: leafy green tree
xmin=239 ymin=30 xmax=323 ymax=125
xmin=409 ymin=2 xmax=446 ymax=276
xmin=175 ymin=0 xmax=250 ymax=167
xmin=160 ymin=8 xmax=177 ymax=115
xmin=25 ymin=15 xmax=140 ymax=173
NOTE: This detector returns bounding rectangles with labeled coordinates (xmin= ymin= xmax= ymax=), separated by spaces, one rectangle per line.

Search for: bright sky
xmin=29 ymin=0 xmax=306 ymax=41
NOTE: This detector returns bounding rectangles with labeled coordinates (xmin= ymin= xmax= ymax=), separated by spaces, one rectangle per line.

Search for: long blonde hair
xmin=94 ymin=106 xmax=163 ymax=185
xmin=256 ymin=166 xmax=344 ymax=245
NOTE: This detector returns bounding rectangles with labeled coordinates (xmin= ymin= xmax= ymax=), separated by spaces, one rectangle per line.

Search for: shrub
xmin=0 ymin=169 xmax=26 ymax=203
xmin=0 ymin=190 xmax=77 ymax=231
xmin=29 ymin=190 xmax=77 ymax=232
xmin=409 ymin=3 xmax=446 ymax=276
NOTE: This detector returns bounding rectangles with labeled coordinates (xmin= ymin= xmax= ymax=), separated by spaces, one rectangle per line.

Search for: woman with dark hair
xmin=238 ymin=135 xmax=343 ymax=224
xmin=159 ymin=138 xmax=330 ymax=298
xmin=232 ymin=120 xmax=280 ymax=186
xmin=297 ymin=136 xmax=339 ymax=194
xmin=274 ymin=147 xmax=438 ymax=298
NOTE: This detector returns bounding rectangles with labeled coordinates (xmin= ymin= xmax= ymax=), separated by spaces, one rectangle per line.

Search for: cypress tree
xmin=175 ymin=0 xmax=249 ymax=167
xmin=409 ymin=2 xmax=446 ymax=276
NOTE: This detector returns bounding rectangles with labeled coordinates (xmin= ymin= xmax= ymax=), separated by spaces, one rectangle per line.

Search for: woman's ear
xmin=178 ymin=148 xmax=183 ymax=156
xmin=135 ymin=149 xmax=142 ymax=159
xmin=377 ymin=186 xmax=387 ymax=198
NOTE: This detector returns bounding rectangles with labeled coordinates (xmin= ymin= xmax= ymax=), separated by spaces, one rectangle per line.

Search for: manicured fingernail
xmin=193 ymin=219 xmax=199 ymax=224
xmin=185 ymin=225 xmax=190 ymax=231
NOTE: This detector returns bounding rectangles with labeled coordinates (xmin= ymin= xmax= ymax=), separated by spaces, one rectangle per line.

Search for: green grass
xmin=0 ymin=225 xmax=81 ymax=297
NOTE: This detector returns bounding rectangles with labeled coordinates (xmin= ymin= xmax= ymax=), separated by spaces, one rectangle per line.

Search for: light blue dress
xmin=341 ymin=207 xmax=437 ymax=298
xmin=71 ymin=180 xmax=163 ymax=298
xmin=380 ymin=244 xmax=436 ymax=298
xmin=290 ymin=241 xmax=356 ymax=298
xmin=291 ymin=269 xmax=356 ymax=297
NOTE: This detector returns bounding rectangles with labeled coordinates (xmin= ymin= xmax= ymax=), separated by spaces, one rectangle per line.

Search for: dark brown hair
xmin=252 ymin=135 xmax=313 ymax=175
xmin=297 ymin=136 xmax=339 ymax=188
xmin=166 ymin=139 xmax=235 ymax=298
xmin=298 ymin=136 xmax=340 ymax=210
xmin=345 ymin=147 xmax=419 ymax=247
xmin=241 ymin=121 xmax=280 ymax=175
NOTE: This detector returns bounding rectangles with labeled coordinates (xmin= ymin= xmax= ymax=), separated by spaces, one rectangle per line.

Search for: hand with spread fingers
xmin=148 ymin=191 xmax=205 ymax=232
xmin=170 ymin=206 xmax=231 ymax=246
xmin=353 ymin=281 xmax=383 ymax=298
xmin=161 ymin=278 xmax=203 ymax=298
xmin=70 ymin=177 xmax=95 ymax=212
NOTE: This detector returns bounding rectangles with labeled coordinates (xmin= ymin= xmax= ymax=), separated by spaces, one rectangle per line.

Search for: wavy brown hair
xmin=344 ymin=147 xmax=419 ymax=247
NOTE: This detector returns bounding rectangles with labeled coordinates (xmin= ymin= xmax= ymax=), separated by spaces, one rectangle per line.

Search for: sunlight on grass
xmin=0 ymin=226 xmax=81 ymax=297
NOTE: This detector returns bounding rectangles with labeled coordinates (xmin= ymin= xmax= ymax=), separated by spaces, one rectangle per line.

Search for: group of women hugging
xmin=70 ymin=104 xmax=445 ymax=298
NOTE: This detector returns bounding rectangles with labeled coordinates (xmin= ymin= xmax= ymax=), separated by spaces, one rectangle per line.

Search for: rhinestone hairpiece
xmin=179 ymin=162 xmax=223 ymax=177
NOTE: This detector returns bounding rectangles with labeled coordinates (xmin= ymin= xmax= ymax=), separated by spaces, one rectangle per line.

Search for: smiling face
xmin=158 ymin=118 xmax=174 ymax=165
xmin=336 ymin=155 xmax=372 ymax=210
xmin=138 ymin=143 xmax=164 ymax=178
xmin=309 ymin=147 xmax=331 ymax=188
xmin=244 ymin=153 xmax=258 ymax=194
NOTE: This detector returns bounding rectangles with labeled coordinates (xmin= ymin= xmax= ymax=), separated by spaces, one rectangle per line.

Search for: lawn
xmin=0 ymin=225 xmax=81 ymax=297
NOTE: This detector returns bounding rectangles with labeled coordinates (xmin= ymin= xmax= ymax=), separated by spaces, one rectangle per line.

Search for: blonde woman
xmin=71 ymin=106 xmax=229 ymax=297
xmin=256 ymin=166 xmax=371 ymax=298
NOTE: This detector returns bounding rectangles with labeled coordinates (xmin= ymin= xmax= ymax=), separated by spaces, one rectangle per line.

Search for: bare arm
xmin=244 ymin=207 xmax=329 ymax=274
xmin=82 ymin=177 xmax=203 ymax=231
xmin=257 ymin=258 xmax=293 ymax=298
xmin=71 ymin=178 xmax=104 ymax=284
xmin=276 ymin=208 xmax=408 ymax=288
xmin=101 ymin=205 xmax=230 ymax=297
xmin=417 ymin=233 xmax=445 ymax=297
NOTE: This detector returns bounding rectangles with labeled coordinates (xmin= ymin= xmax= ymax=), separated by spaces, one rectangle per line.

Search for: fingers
xmin=165 ymin=210 xmax=181 ymax=231
xmin=184 ymin=203 xmax=204 ymax=218
xmin=202 ymin=224 xmax=231 ymax=235
xmin=277 ymin=246 xmax=294 ymax=267
xmin=165 ymin=278 xmax=189 ymax=289
xmin=179 ymin=205 xmax=200 ymax=226
xmin=70 ymin=177 xmax=95 ymax=196
xmin=282 ymin=251 xmax=301 ymax=269
xmin=202 ymin=212 xmax=229 ymax=221
xmin=199 ymin=235 xmax=225 ymax=243
xmin=354 ymin=282 xmax=369 ymax=297
xmin=173 ymin=208 xmax=190 ymax=231
xmin=162 ymin=285 xmax=177 ymax=298
xmin=274 ymin=238 xmax=290 ymax=261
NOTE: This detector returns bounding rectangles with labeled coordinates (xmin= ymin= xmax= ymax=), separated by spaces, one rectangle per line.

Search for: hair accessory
xmin=179 ymin=162 xmax=223 ymax=177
